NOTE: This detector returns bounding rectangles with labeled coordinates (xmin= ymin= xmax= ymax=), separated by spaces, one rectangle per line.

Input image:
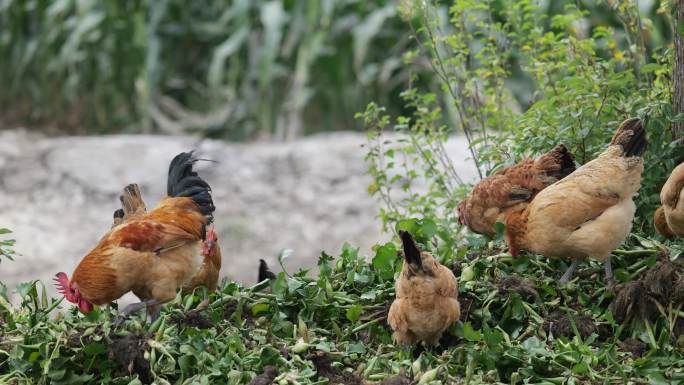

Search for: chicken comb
xmin=53 ymin=272 xmax=71 ymax=296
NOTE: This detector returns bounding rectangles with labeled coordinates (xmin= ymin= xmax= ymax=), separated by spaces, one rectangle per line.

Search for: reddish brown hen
xmin=55 ymin=152 xmax=215 ymax=320
xmin=458 ymin=144 xmax=575 ymax=236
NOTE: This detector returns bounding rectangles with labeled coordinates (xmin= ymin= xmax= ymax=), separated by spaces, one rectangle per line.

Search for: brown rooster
xmin=110 ymin=183 xmax=222 ymax=293
xmin=503 ymin=118 xmax=646 ymax=286
xmin=387 ymin=231 xmax=460 ymax=346
xmin=55 ymin=152 xmax=215 ymax=320
xmin=458 ymin=144 xmax=576 ymax=236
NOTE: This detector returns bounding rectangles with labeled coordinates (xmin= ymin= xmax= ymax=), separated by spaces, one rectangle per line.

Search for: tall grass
xmin=0 ymin=0 xmax=415 ymax=139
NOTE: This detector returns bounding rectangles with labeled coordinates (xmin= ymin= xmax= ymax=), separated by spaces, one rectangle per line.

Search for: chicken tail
xmin=399 ymin=230 xmax=422 ymax=270
xmin=610 ymin=117 xmax=647 ymax=157
xmin=167 ymin=151 xmax=216 ymax=224
xmin=258 ymin=259 xmax=276 ymax=282
xmin=121 ymin=183 xmax=147 ymax=216
xmin=540 ymin=144 xmax=576 ymax=179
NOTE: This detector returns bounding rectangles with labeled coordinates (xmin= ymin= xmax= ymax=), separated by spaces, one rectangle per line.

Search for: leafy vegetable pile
xmin=3 ymin=222 xmax=684 ymax=384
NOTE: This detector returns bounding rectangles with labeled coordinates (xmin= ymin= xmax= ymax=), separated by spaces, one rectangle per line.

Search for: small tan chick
xmin=654 ymin=162 xmax=684 ymax=239
xmin=504 ymin=117 xmax=646 ymax=287
xmin=387 ymin=231 xmax=460 ymax=346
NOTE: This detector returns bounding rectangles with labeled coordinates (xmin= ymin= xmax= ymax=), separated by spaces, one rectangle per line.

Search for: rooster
xmin=458 ymin=144 xmax=575 ymax=236
xmin=503 ymin=118 xmax=646 ymax=286
xmin=387 ymin=231 xmax=460 ymax=346
xmin=55 ymin=151 xmax=215 ymax=320
xmin=109 ymin=182 xmax=222 ymax=293
xmin=654 ymin=162 xmax=684 ymax=239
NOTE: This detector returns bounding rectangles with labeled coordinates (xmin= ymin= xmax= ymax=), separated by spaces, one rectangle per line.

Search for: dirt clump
xmin=545 ymin=311 xmax=597 ymax=339
xmin=378 ymin=372 xmax=412 ymax=385
xmin=247 ymin=366 xmax=279 ymax=385
xmin=173 ymin=310 xmax=212 ymax=329
xmin=307 ymin=351 xmax=363 ymax=385
xmin=618 ymin=338 xmax=648 ymax=359
xmin=497 ymin=275 xmax=540 ymax=302
xmin=611 ymin=261 xmax=681 ymax=323
xmin=109 ymin=333 xmax=152 ymax=384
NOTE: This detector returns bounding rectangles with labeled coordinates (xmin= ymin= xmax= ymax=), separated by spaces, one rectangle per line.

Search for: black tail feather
xmin=167 ymin=151 xmax=215 ymax=224
xmin=399 ymin=230 xmax=422 ymax=269
xmin=258 ymin=259 xmax=276 ymax=282
xmin=611 ymin=117 xmax=647 ymax=157
xmin=555 ymin=144 xmax=576 ymax=177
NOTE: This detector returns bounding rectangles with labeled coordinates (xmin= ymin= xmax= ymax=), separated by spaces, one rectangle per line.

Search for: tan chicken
xmin=458 ymin=144 xmax=575 ymax=236
xmin=503 ymin=117 xmax=646 ymax=286
xmin=387 ymin=231 xmax=460 ymax=346
xmin=654 ymin=162 xmax=684 ymax=239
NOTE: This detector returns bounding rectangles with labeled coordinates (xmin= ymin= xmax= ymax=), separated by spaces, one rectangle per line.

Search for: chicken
xmin=110 ymin=182 xmax=222 ymax=293
xmin=55 ymin=151 xmax=215 ymax=320
xmin=258 ymin=259 xmax=276 ymax=282
xmin=182 ymin=227 xmax=221 ymax=292
xmin=458 ymin=144 xmax=576 ymax=236
xmin=503 ymin=117 xmax=646 ymax=286
xmin=654 ymin=162 xmax=684 ymax=239
xmin=387 ymin=231 xmax=460 ymax=346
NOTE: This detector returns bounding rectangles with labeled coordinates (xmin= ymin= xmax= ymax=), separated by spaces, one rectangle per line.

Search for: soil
xmin=307 ymin=351 xmax=364 ymax=385
xmin=618 ymin=338 xmax=648 ymax=359
xmin=545 ymin=310 xmax=597 ymax=339
xmin=109 ymin=333 xmax=152 ymax=384
xmin=173 ymin=310 xmax=212 ymax=329
xmin=497 ymin=275 xmax=540 ymax=302
xmin=379 ymin=373 xmax=413 ymax=385
xmin=247 ymin=366 xmax=279 ymax=385
xmin=610 ymin=261 xmax=682 ymax=323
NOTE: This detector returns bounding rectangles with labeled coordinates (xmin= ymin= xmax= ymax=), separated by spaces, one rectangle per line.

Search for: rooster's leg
xmin=115 ymin=299 xmax=165 ymax=326
xmin=558 ymin=260 xmax=579 ymax=284
xmin=604 ymin=258 xmax=614 ymax=288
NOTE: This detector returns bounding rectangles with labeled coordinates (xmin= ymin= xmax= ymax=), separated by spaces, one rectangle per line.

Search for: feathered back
xmin=167 ymin=151 xmax=215 ymax=224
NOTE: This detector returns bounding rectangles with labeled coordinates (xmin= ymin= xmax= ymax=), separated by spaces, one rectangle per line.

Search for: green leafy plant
xmin=0 ymin=228 xmax=15 ymax=264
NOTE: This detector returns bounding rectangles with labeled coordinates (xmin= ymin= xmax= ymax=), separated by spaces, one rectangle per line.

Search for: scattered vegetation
xmin=3 ymin=0 xmax=684 ymax=384
xmin=3 ymin=231 xmax=684 ymax=383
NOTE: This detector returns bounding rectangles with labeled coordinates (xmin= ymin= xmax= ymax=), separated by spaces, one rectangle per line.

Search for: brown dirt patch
xmin=109 ymin=333 xmax=152 ymax=384
xmin=545 ymin=311 xmax=597 ymax=339
xmin=618 ymin=338 xmax=648 ymax=359
xmin=497 ymin=276 xmax=540 ymax=302
xmin=173 ymin=310 xmax=212 ymax=329
xmin=247 ymin=366 xmax=279 ymax=385
xmin=307 ymin=351 xmax=363 ymax=385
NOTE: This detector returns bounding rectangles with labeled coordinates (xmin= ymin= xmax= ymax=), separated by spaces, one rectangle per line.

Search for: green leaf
xmin=462 ymin=322 xmax=483 ymax=342
xmin=278 ymin=248 xmax=294 ymax=266
xmin=251 ymin=302 xmax=270 ymax=316
xmin=372 ymin=243 xmax=398 ymax=280
xmin=346 ymin=304 xmax=362 ymax=323
xmin=346 ymin=342 xmax=366 ymax=354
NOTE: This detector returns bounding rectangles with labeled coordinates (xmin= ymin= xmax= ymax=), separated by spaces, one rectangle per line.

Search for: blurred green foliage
xmin=0 ymin=0 xmax=677 ymax=140
xmin=0 ymin=0 xmax=416 ymax=139
xmin=361 ymin=0 xmax=684 ymax=255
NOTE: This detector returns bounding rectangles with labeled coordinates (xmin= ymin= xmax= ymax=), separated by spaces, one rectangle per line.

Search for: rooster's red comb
xmin=53 ymin=272 xmax=70 ymax=295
